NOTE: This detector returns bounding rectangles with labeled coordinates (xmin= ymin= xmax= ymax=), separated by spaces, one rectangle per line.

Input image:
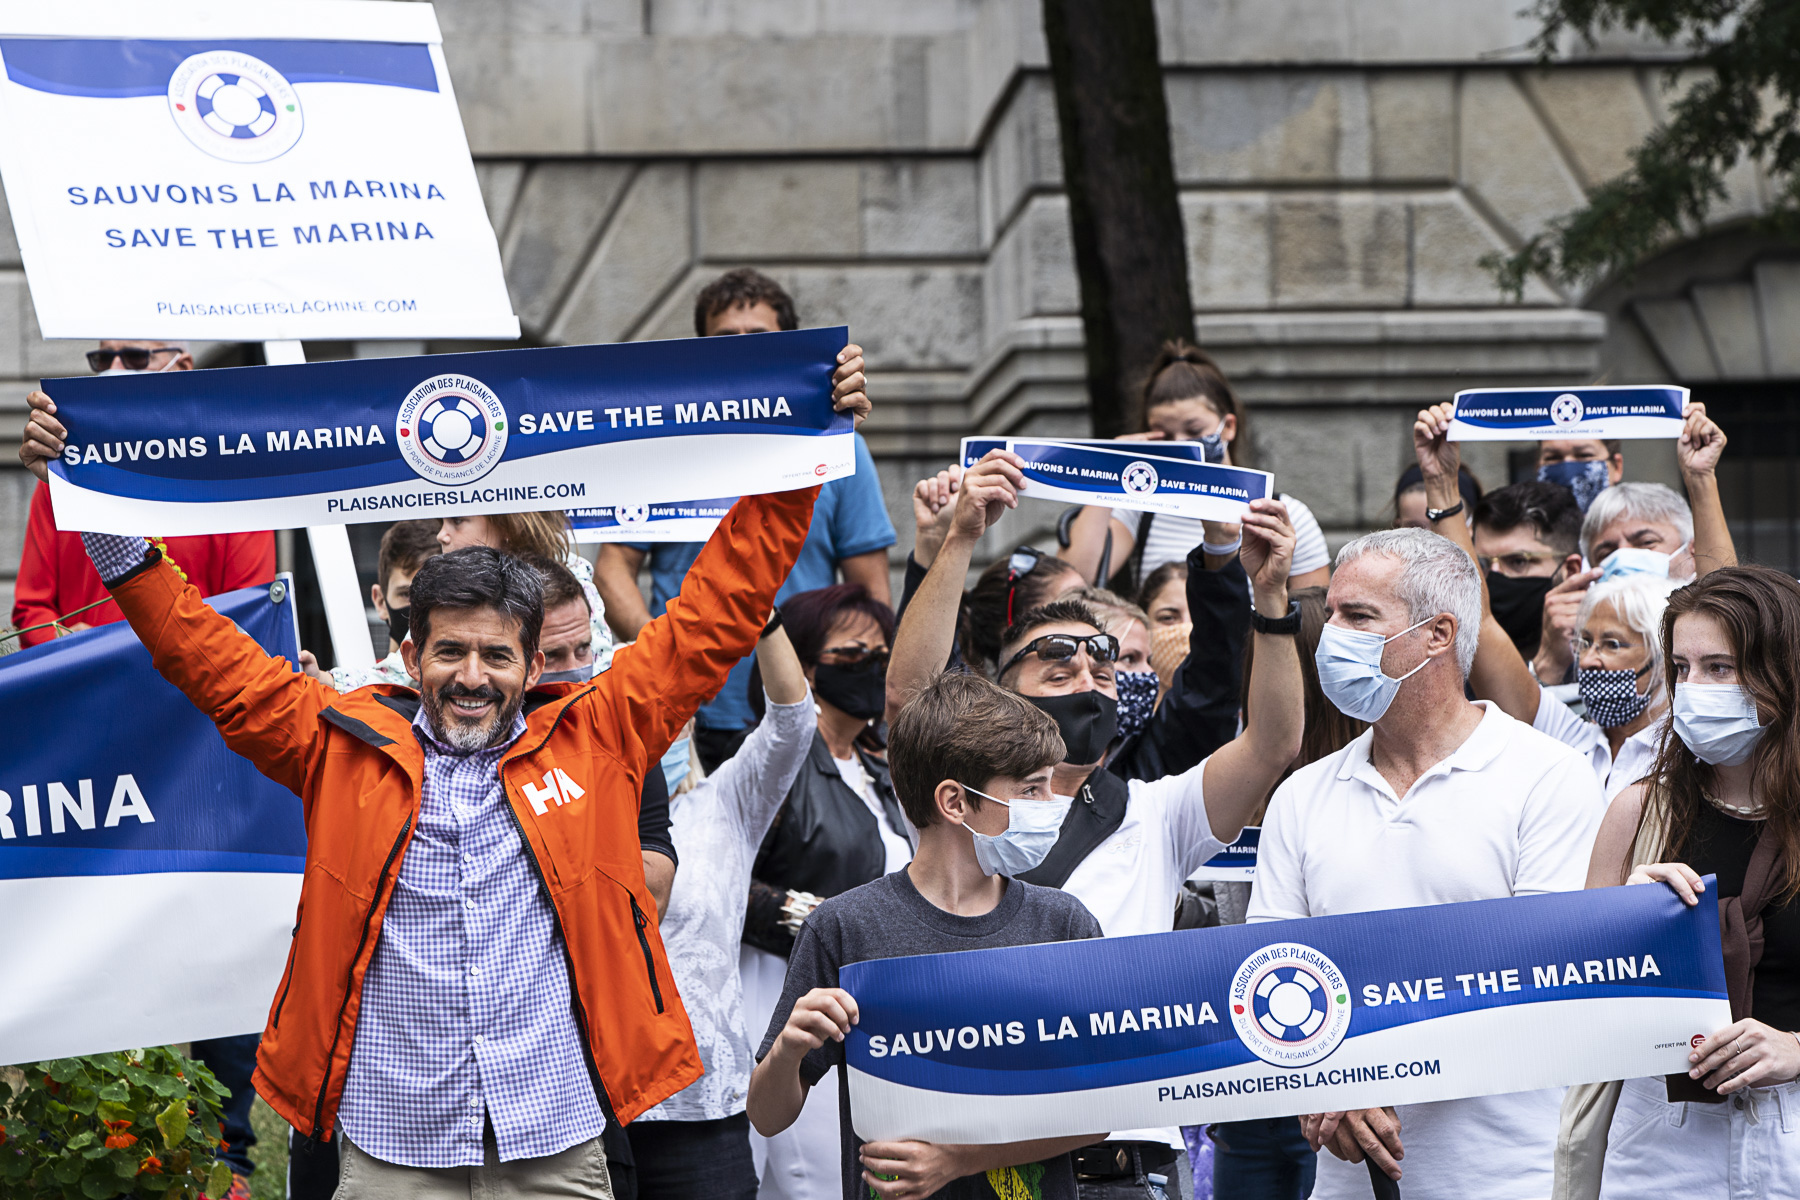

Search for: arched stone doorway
xmin=1586 ymin=229 xmax=1800 ymax=573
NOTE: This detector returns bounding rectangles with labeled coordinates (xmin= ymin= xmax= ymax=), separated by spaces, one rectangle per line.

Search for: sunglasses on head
xmin=87 ymin=347 xmax=180 ymax=372
xmin=998 ymin=632 xmax=1120 ymax=680
xmin=1005 ymin=545 xmax=1043 ymax=626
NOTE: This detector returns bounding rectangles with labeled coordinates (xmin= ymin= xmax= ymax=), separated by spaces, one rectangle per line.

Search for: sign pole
xmin=262 ymin=339 xmax=375 ymax=672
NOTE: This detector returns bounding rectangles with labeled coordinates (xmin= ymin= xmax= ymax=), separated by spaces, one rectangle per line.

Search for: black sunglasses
xmin=88 ymin=347 xmax=181 ymax=372
xmin=998 ymin=632 xmax=1120 ymax=680
xmin=1005 ymin=545 xmax=1043 ymax=626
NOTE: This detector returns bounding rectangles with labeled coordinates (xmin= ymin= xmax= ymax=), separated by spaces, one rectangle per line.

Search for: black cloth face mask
xmin=1028 ymin=689 xmax=1119 ymax=765
xmin=1485 ymin=572 xmax=1555 ymax=657
xmin=384 ymin=605 xmax=410 ymax=648
xmin=813 ymin=660 xmax=889 ymax=721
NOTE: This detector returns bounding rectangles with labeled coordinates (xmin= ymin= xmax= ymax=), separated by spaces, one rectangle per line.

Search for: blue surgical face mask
xmin=1538 ymin=459 xmax=1609 ymax=513
xmin=1314 ymin=616 xmax=1434 ymax=724
xmin=962 ymin=784 xmax=1072 ymax=878
xmin=660 ymin=735 xmax=693 ymax=793
xmin=1672 ymin=683 xmax=1765 ymax=766
xmin=1597 ymin=545 xmax=1680 ymax=584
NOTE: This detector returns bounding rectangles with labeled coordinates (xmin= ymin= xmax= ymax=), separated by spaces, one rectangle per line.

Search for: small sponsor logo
xmin=1550 ymin=393 xmax=1585 ymax=427
xmin=1121 ymin=460 xmax=1160 ymax=496
xmin=167 ymin=51 xmax=303 ymax=163
xmin=396 ymin=374 xmax=509 ymax=486
xmin=1691 ymin=1034 xmax=1706 ymax=1049
xmin=1229 ymin=942 xmax=1353 ymax=1067
xmin=815 ymin=463 xmax=829 ymax=476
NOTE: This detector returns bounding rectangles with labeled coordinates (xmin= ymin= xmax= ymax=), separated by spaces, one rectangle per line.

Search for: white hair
xmin=1334 ymin=527 xmax=1482 ymax=675
xmin=1580 ymin=482 xmax=1693 ymax=563
xmin=1576 ymin=573 xmax=1682 ymax=685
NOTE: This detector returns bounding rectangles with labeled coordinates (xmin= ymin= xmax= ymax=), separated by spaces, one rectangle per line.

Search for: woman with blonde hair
xmin=1566 ymin=566 xmax=1800 ymax=1197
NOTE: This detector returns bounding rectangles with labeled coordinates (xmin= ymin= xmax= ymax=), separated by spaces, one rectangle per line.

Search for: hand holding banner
xmin=42 ymin=327 xmax=854 ymax=537
xmin=842 ymin=882 xmax=1728 ymax=1144
xmin=1448 ymin=386 xmax=1687 ymax=442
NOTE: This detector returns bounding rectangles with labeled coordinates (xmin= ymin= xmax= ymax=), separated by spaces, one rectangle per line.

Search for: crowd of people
xmin=10 ymin=266 xmax=1799 ymax=1200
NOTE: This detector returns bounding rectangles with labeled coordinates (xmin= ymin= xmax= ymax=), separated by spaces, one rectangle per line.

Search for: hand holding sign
xmin=833 ymin=344 xmax=870 ymax=428
xmin=1412 ymin=402 xmax=1461 ymax=491
xmin=952 ymin=451 xmax=1025 ymax=543
xmin=19 ymin=390 xmax=62 ymax=483
xmin=1239 ymin=498 xmax=1296 ymax=609
xmin=1306 ymin=1107 xmax=1404 ymax=1180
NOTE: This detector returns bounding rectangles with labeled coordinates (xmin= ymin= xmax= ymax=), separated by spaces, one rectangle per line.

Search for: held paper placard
xmin=0 ymin=0 xmax=518 ymax=339
xmin=1448 ymin=386 xmax=1687 ymax=441
xmin=842 ymin=882 xmax=1728 ymax=1143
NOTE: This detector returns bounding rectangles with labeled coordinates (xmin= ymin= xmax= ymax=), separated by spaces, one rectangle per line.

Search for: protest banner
xmin=842 ymin=881 xmax=1728 ymax=1143
xmin=568 ymin=498 xmax=737 ymax=544
xmin=1189 ymin=827 xmax=1259 ymax=883
xmin=1448 ymin=386 xmax=1687 ymax=442
xmin=41 ymin=326 xmax=855 ymax=537
xmin=0 ymin=0 xmax=517 ymax=340
xmin=959 ymin=436 xmax=1225 ymax=472
xmin=1002 ymin=439 xmax=1272 ymax=522
xmin=0 ymin=579 xmax=305 ymax=1064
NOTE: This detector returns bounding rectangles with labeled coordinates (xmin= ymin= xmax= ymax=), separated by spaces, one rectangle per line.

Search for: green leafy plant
xmin=0 ymin=1049 xmax=233 ymax=1200
xmin=1485 ymin=0 xmax=1800 ymax=296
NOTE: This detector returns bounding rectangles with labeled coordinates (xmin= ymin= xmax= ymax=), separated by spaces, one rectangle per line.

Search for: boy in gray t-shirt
xmin=749 ymin=674 xmax=1108 ymax=1200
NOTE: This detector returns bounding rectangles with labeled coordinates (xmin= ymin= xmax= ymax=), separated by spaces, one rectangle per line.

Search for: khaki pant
xmin=334 ymin=1130 xmax=614 ymax=1200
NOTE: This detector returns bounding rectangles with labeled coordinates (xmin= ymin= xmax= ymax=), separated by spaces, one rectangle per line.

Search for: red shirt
xmin=12 ymin=481 xmax=276 ymax=647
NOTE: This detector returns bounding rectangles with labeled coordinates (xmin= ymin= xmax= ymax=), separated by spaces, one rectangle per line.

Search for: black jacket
xmin=743 ymin=732 xmax=909 ymax=957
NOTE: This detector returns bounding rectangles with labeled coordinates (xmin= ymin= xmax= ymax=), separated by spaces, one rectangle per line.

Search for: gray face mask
xmin=537 ymin=664 xmax=594 ymax=685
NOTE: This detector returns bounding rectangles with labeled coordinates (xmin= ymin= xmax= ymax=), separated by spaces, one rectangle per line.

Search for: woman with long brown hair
xmin=1570 ymin=566 xmax=1800 ymax=1195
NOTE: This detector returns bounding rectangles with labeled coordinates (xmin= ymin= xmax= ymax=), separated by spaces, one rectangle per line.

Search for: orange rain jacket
xmin=104 ymin=487 xmax=819 ymax=1141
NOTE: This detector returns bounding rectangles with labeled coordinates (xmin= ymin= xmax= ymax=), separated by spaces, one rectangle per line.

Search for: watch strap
xmin=1250 ymin=600 xmax=1302 ymax=636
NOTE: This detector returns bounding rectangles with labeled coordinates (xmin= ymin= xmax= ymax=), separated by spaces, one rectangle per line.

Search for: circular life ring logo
xmin=167 ymin=52 xmax=303 ymax=164
xmin=615 ymin=504 xmax=650 ymax=527
xmin=1121 ymin=460 xmax=1160 ymax=496
xmin=396 ymin=375 xmax=509 ymax=486
xmin=1229 ymin=943 xmax=1353 ymax=1067
xmin=1550 ymin=393 xmax=1586 ymax=428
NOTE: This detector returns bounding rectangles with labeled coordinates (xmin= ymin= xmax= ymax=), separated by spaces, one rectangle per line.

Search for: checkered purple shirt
xmin=84 ymin=534 xmax=607 ymax=1165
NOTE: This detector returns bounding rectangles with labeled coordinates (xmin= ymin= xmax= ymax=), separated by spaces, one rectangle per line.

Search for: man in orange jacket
xmin=18 ymin=345 xmax=870 ymax=1200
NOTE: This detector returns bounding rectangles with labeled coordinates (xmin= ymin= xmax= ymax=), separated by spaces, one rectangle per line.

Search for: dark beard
xmin=424 ymin=680 xmax=523 ymax=752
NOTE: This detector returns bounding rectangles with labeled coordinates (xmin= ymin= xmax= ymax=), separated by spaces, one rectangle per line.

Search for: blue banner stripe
xmin=0 ymin=848 xmax=304 ymax=880
xmin=1452 ymin=386 xmax=1684 ymax=430
xmin=0 ymin=39 xmax=438 ymax=98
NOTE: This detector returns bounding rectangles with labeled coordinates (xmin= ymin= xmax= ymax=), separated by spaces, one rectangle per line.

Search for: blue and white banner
xmin=843 ymin=882 xmax=1728 ymax=1143
xmin=43 ymin=327 xmax=854 ymax=537
xmin=1448 ymin=386 xmax=1688 ymax=442
xmin=568 ymin=497 xmax=737 ymax=544
xmin=1190 ymin=826 xmax=1259 ymax=883
xmin=0 ymin=1 xmax=517 ymax=339
xmin=960 ymin=437 xmax=1223 ymax=472
xmin=0 ymin=578 xmax=305 ymax=1064
xmin=1002 ymin=439 xmax=1272 ymax=522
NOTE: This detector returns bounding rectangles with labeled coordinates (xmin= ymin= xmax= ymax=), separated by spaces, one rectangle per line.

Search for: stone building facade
xmin=4 ymin=0 xmax=1795 ymax=634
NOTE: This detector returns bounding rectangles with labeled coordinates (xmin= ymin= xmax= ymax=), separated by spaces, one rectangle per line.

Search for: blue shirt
xmin=335 ymin=706 xmax=607 ymax=1167
xmin=630 ymin=432 xmax=895 ymax=731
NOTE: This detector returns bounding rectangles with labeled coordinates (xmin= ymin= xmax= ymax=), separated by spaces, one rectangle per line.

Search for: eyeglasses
xmin=1005 ymin=545 xmax=1042 ymax=626
xmin=87 ymin=347 xmax=181 ymax=372
xmin=819 ymin=643 xmax=889 ymax=667
xmin=998 ymin=632 xmax=1120 ymax=680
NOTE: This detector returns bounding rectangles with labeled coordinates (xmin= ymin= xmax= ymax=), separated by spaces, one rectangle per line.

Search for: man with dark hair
xmin=749 ymin=671 xmax=1104 ymax=1200
xmin=311 ymin=519 xmax=443 ymax=691
xmin=596 ymin=268 xmax=896 ymax=771
xmin=1470 ymin=481 xmax=1584 ymax=669
xmin=17 ymin=358 xmax=871 ymax=1199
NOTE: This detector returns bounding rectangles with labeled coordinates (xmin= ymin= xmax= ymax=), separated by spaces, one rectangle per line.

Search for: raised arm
xmin=885 ymin=451 xmax=1026 ymax=722
xmin=594 ymin=544 xmax=652 ymax=641
xmin=1679 ymin=401 xmax=1737 ymax=577
xmin=1414 ymin=403 xmax=1542 ymax=722
xmin=1195 ymin=500 xmax=1305 ymax=844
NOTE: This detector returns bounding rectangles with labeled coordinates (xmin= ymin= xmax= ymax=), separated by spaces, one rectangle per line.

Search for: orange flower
xmin=218 ymin=1139 xmax=230 ymax=1152
xmin=104 ymin=1119 xmax=133 ymax=1132
xmin=105 ymin=1134 xmax=138 ymax=1150
xmin=137 ymin=1155 xmax=163 ymax=1175
xmin=0 ymin=1122 xmax=8 ymax=1146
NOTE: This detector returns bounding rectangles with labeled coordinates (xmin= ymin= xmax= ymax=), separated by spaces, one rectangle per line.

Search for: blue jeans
xmin=1211 ymin=1118 xmax=1315 ymax=1200
xmin=191 ymin=1034 xmax=260 ymax=1177
xmin=625 ymin=1113 xmax=757 ymax=1200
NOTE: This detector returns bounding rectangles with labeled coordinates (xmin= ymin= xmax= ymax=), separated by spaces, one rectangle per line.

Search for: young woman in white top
xmin=1058 ymin=341 xmax=1332 ymax=593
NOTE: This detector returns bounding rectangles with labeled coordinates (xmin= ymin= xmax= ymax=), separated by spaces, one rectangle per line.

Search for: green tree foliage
xmin=0 ymin=1049 xmax=232 ymax=1200
xmin=1487 ymin=0 xmax=1800 ymax=297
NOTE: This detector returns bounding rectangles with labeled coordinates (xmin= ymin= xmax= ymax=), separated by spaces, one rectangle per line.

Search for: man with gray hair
xmin=1580 ymin=481 xmax=1697 ymax=579
xmin=1247 ymin=526 xmax=1604 ymax=1200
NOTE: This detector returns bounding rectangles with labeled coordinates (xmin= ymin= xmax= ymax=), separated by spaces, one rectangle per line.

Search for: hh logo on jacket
xmin=522 ymin=767 xmax=586 ymax=815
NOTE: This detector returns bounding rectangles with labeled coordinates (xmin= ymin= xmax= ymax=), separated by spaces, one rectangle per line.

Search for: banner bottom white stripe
xmin=846 ymin=995 xmax=1728 ymax=1143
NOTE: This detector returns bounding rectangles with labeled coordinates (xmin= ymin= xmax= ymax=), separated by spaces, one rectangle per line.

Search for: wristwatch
xmin=1426 ymin=500 xmax=1465 ymax=522
xmin=1250 ymin=600 xmax=1302 ymax=636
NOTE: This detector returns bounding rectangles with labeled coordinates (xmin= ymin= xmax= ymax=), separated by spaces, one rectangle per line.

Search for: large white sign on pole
xmin=0 ymin=0 xmax=519 ymax=340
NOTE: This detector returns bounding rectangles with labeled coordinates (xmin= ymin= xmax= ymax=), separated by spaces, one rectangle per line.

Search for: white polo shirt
xmin=1060 ymin=757 xmax=1227 ymax=1151
xmin=1249 ymin=701 xmax=1605 ymax=1200
xmin=1532 ymin=686 xmax=1665 ymax=804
